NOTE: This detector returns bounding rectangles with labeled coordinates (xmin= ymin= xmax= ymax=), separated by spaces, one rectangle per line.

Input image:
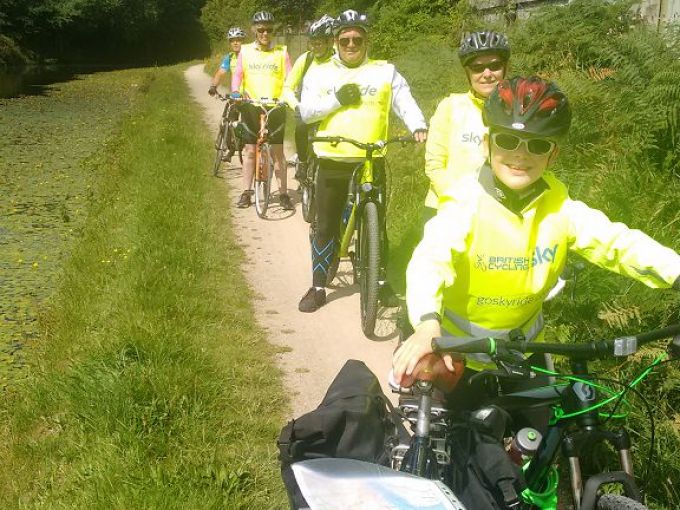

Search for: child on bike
xmin=392 ymin=76 xmax=680 ymax=412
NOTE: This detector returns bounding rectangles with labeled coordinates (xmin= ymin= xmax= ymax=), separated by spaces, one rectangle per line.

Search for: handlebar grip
xmin=432 ymin=336 xmax=493 ymax=354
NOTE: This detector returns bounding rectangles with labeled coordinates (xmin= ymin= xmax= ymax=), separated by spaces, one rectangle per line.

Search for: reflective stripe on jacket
xmin=407 ymin=166 xmax=680 ymax=371
xmin=424 ymin=91 xmax=486 ymax=209
xmin=238 ymin=42 xmax=288 ymax=100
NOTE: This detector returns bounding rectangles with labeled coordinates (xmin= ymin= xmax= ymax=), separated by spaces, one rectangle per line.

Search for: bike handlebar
xmin=214 ymin=93 xmax=285 ymax=108
xmin=432 ymin=323 xmax=680 ymax=360
xmin=310 ymin=135 xmax=416 ymax=151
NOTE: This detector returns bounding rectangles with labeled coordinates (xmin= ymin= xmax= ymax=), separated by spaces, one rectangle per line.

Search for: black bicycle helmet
xmin=333 ymin=10 xmax=369 ymax=35
xmin=459 ymin=31 xmax=510 ymax=67
xmin=308 ymin=14 xmax=334 ymax=38
xmin=483 ymin=76 xmax=572 ymax=138
xmin=252 ymin=11 xmax=274 ymax=24
xmin=227 ymin=27 xmax=246 ymax=39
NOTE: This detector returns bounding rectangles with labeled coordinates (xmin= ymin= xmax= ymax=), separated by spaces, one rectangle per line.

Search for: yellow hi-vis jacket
xmin=424 ymin=91 xmax=487 ymax=209
xmin=235 ymin=42 xmax=288 ymax=100
xmin=282 ymin=50 xmax=333 ymax=110
xmin=299 ymin=55 xmax=426 ymax=161
xmin=407 ymin=166 xmax=680 ymax=371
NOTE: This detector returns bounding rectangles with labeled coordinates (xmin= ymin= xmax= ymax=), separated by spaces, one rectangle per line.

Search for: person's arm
xmin=282 ymin=53 xmax=306 ymax=110
xmin=565 ymin=198 xmax=680 ymax=288
xmin=231 ymin=52 xmax=244 ymax=95
xmin=393 ymin=199 xmax=473 ymax=380
xmin=424 ymin=97 xmax=453 ymax=198
xmin=390 ymin=67 xmax=427 ymax=137
xmin=299 ymin=66 xmax=344 ymax=124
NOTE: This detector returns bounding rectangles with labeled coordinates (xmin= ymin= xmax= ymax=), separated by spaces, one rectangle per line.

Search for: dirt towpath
xmin=184 ymin=64 xmax=399 ymax=418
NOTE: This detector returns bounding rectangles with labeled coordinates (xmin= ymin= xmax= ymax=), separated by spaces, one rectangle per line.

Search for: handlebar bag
xmin=277 ymin=359 xmax=406 ymax=509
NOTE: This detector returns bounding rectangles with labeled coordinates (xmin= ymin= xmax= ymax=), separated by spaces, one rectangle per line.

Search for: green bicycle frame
xmin=337 ymin=159 xmax=375 ymax=258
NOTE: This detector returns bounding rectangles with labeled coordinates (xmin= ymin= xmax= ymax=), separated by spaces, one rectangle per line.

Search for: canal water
xmin=0 ymin=65 xmax=119 ymax=99
xmin=0 ymin=66 xmax=144 ymax=388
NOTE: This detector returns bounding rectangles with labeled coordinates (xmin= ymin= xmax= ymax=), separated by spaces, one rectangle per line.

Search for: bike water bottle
xmin=509 ymin=427 xmax=542 ymax=465
xmin=341 ymin=198 xmax=353 ymax=225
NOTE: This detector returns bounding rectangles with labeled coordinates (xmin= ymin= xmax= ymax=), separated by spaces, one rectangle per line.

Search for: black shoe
xmin=237 ymin=191 xmax=251 ymax=208
xmin=378 ymin=282 xmax=401 ymax=308
xmin=299 ymin=287 xmax=326 ymax=313
xmin=280 ymin=193 xmax=294 ymax=211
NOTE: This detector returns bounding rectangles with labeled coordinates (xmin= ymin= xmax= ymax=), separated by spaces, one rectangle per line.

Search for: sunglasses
xmin=256 ymin=27 xmax=273 ymax=34
xmin=491 ymin=132 xmax=556 ymax=156
xmin=338 ymin=36 xmax=365 ymax=48
xmin=467 ymin=60 xmax=505 ymax=73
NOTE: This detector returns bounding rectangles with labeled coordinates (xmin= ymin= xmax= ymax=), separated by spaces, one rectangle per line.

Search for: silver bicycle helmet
xmin=308 ymin=14 xmax=334 ymax=38
xmin=227 ymin=26 xmax=246 ymax=39
xmin=333 ymin=10 xmax=369 ymax=35
xmin=252 ymin=11 xmax=274 ymax=24
xmin=458 ymin=30 xmax=510 ymax=66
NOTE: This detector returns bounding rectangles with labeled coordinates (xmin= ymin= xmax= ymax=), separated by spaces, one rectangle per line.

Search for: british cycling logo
xmin=474 ymin=244 xmax=559 ymax=271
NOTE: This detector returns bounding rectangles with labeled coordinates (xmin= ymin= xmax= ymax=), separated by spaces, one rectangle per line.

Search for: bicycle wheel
xmin=212 ymin=121 xmax=227 ymax=176
xmin=597 ymin=495 xmax=649 ymax=510
xmin=254 ymin=145 xmax=273 ymax=218
xmin=301 ymin=159 xmax=316 ymax=223
xmin=357 ymin=201 xmax=380 ymax=336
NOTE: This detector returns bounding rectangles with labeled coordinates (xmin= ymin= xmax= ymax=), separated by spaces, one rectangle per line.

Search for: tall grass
xmin=0 ymin=66 xmax=287 ymax=509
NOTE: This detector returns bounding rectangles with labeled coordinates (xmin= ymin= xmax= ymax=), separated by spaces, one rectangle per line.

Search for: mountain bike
xmin=239 ymin=98 xmax=287 ymax=218
xmin=396 ymin=323 xmax=680 ymax=510
xmin=309 ymin=136 xmax=414 ymax=337
xmin=212 ymin=92 xmax=243 ymax=176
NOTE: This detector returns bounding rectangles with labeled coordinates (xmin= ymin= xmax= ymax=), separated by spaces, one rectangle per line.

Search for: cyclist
xmin=297 ymin=9 xmax=428 ymax=313
xmin=282 ymin=14 xmax=335 ymax=183
xmin=231 ymin=11 xmax=293 ymax=210
xmin=392 ymin=77 xmax=680 ymax=406
xmin=209 ymin=26 xmax=246 ymax=161
xmin=423 ymin=30 xmax=510 ymax=224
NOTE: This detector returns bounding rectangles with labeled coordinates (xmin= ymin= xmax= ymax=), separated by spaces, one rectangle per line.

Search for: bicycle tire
xmin=254 ymin=145 xmax=273 ymax=218
xmin=212 ymin=122 xmax=228 ymax=176
xmin=596 ymin=495 xmax=649 ymax=510
xmin=358 ymin=201 xmax=380 ymax=336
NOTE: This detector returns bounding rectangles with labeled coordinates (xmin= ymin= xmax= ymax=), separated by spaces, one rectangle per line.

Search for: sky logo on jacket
xmin=461 ymin=132 xmax=483 ymax=146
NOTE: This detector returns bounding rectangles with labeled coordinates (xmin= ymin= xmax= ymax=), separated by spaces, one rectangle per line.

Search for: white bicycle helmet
xmin=252 ymin=11 xmax=275 ymax=24
xmin=333 ymin=10 xmax=369 ymax=35
xmin=308 ymin=14 xmax=334 ymax=38
xmin=227 ymin=26 xmax=246 ymax=39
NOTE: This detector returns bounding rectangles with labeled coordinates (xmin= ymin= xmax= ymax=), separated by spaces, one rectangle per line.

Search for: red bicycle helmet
xmin=483 ymin=76 xmax=572 ymax=138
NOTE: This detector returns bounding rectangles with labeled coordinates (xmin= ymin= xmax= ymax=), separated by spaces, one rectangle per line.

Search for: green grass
xmin=0 ymin=65 xmax=288 ymax=509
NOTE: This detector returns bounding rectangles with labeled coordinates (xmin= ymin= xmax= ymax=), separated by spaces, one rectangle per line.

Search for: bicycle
xmin=212 ymin=92 xmax=243 ymax=176
xmin=389 ymin=323 xmax=680 ymax=510
xmin=239 ymin=98 xmax=287 ymax=218
xmin=299 ymin=155 xmax=317 ymax=224
xmin=309 ymin=136 xmax=414 ymax=336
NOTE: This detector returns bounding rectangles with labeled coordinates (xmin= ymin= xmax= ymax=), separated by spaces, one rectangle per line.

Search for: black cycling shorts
xmin=239 ymin=102 xmax=286 ymax=145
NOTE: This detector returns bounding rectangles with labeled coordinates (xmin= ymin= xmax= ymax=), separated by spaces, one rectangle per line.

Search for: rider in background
xmin=297 ymin=10 xmax=428 ymax=313
xmin=282 ymin=14 xmax=335 ymax=184
xmin=423 ymin=31 xmax=510 ymax=225
xmin=393 ymin=77 xmax=680 ymax=411
xmin=231 ymin=11 xmax=293 ymax=210
xmin=208 ymin=26 xmax=246 ymax=161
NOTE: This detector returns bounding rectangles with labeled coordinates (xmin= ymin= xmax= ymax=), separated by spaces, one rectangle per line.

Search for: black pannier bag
xmin=277 ymin=359 xmax=404 ymax=509
xmin=448 ymin=405 xmax=528 ymax=510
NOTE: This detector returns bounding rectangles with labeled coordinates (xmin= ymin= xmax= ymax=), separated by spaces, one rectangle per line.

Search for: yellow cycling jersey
xmin=407 ymin=166 xmax=680 ymax=371
xmin=312 ymin=59 xmax=393 ymax=160
xmin=282 ymin=51 xmax=333 ymax=110
xmin=240 ymin=42 xmax=287 ymax=100
xmin=424 ymin=91 xmax=486 ymax=209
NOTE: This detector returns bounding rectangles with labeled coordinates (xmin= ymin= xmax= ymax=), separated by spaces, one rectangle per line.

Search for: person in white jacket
xmin=297 ymin=10 xmax=428 ymax=313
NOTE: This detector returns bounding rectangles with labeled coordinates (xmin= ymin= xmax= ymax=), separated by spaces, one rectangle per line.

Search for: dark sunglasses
xmin=256 ymin=27 xmax=273 ymax=34
xmin=467 ymin=60 xmax=505 ymax=73
xmin=338 ymin=36 xmax=365 ymax=48
xmin=491 ymin=132 xmax=556 ymax=156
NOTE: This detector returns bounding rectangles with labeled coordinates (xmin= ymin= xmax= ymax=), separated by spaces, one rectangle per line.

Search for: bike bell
xmin=509 ymin=427 xmax=542 ymax=465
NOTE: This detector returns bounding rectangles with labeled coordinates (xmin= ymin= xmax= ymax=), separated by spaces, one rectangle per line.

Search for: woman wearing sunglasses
xmin=393 ymin=77 xmax=680 ymax=404
xmin=422 ymin=31 xmax=511 ymax=225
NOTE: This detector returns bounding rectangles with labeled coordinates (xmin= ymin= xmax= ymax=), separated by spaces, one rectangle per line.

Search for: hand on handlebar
xmin=392 ymin=319 xmax=460 ymax=383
